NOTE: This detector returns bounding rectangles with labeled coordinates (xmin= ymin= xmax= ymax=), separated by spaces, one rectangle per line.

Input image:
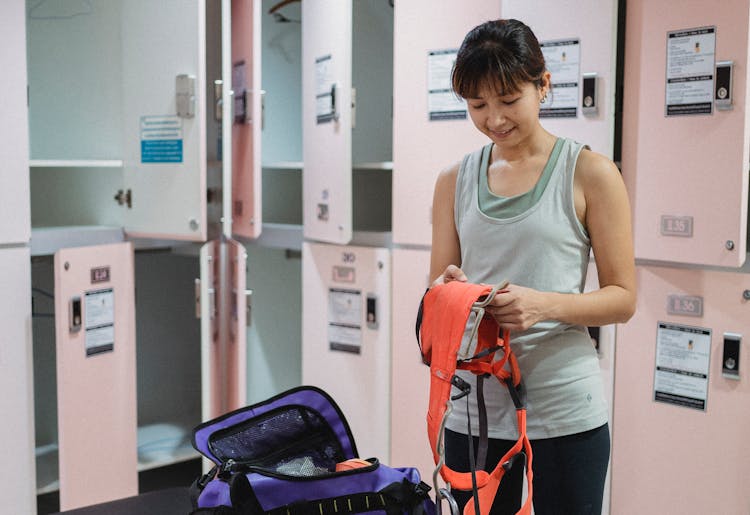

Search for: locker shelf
xmin=136 ymin=423 xmax=199 ymax=473
xmin=257 ymin=223 xmax=303 ymax=250
xmin=34 ymin=423 xmax=201 ymax=496
xmin=262 ymin=161 xmax=304 ymax=170
xmin=29 ymin=160 xmax=123 ymax=168
xmin=31 ymin=226 xmax=125 ymax=256
xmin=255 ymin=224 xmax=392 ymax=250
xmin=35 ymin=443 xmax=59 ymax=495
xmin=353 ymin=161 xmax=393 ymax=171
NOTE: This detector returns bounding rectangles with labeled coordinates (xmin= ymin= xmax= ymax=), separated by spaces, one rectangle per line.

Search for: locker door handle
xmin=330 ymin=83 xmax=339 ymax=122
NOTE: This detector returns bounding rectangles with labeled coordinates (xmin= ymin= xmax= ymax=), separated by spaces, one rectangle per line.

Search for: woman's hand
xmin=485 ymin=284 xmax=549 ymax=332
xmin=431 ymin=264 xmax=467 ymax=288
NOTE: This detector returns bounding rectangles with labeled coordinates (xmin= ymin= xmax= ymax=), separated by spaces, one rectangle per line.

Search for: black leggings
xmin=444 ymin=423 xmax=610 ymax=515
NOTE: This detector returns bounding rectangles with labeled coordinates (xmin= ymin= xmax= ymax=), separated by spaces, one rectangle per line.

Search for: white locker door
xmin=613 ymin=266 xmax=750 ymax=514
xmin=0 ymin=0 xmax=30 ymax=246
xmin=302 ymin=242 xmax=391 ymax=460
xmin=392 ymin=0 xmax=499 ymax=246
xmin=302 ymin=0 xmax=354 ymax=244
xmin=0 ymin=248 xmax=35 ymax=514
xmin=121 ymin=0 xmax=208 ymax=241
xmin=622 ymin=0 xmax=750 ymax=266
xmin=54 ymin=242 xmax=137 ymax=510
xmin=501 ymin=0 xmax=619 ymax=157
xmin=390 ymin=249 xmax=434 ymax=476
xmin=231 ymin=0 xmax=263 ymax=240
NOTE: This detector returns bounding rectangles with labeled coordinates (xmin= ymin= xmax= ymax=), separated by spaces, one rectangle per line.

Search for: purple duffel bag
xmin=189 ymin=386 xmax=435 ymax=515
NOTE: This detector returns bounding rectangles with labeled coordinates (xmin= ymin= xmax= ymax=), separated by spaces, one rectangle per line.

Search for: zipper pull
xmin=218 ymin=459 xmax=237 ymax=480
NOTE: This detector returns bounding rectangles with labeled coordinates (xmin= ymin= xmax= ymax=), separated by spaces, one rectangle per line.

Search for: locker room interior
xmin=1 ymin=0 xmax=749 ymax=513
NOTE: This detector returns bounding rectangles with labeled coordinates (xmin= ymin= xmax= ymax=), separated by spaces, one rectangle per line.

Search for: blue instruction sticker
xmin=140 ymin=115 xmax=183 ymax=163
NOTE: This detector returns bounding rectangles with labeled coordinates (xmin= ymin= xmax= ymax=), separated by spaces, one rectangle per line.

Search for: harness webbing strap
xmin=475 ymin=375 xmax=489 ymax=472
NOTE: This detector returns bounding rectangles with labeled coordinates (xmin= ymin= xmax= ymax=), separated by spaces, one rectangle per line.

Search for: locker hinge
xmin=114 ymin=189 xmax=132 ymax=208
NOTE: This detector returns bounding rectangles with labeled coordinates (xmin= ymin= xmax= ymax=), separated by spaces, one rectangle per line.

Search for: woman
xmin=430 ymin=19 xmax=636 ymax=515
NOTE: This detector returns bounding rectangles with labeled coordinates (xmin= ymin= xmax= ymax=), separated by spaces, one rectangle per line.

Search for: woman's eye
xmin=470 ymin=103 xmax=486 ymax=109
xmin=503 ymin=98 xmax=520 ymax=105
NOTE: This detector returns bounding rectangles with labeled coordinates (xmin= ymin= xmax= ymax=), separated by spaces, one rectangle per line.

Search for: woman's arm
xmin=487 ymin=150 xmax=636 ymax=331
xmin=429 ymin=163 xmax=466 ymax=285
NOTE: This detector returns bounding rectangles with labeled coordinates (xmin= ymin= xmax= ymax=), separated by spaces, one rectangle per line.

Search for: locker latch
xmin=114 ymin=189 xmax=132 ymax=208
xmin=176 ymin=74 xmax=196 ymax=118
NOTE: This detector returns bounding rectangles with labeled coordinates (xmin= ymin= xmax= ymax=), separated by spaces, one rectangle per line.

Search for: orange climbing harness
xmin=417 ymin=280 xmax=533 ymax=515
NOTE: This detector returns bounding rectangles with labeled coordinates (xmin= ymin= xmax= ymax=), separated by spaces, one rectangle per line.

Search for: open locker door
xmin=302 ymin=0 xmax=353 ymax=244
xmin=622 ymin=0 xmax=750 ymax=266
xmin=392 ymin=0 xmax=498 ymax=246
xmin=0 ymin=248 xmax=34 ymax=514
xmin=231 ymin=0 xmax=262 ymax=240
xmin=302 ymin=242 xmax=391 ymax=459
xmin=120 ymin=0 xmax=207 ymax=241
xmin=500 ymin=0 xmax=619 ymax=157
xmin=54 ymin=242 xmax=137 ymax=511
xmin=0 ymin=0 xmax=30 ymax=246
xmin=613 ymin=266 xmax=750 ymax=513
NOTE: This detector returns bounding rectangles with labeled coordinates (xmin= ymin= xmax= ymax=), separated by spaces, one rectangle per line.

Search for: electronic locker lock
xmin=69 ymin=296 xmax=82 ymax=333
xmin=581 ymin=73 xmax=598 ymax=116
xmin=366 ymin=293 xmax=378 ymax=330
xmin=722 ymin=332 xmax=741 ymax=379
xmin=715 ymin=61 xmax=733 ymax=111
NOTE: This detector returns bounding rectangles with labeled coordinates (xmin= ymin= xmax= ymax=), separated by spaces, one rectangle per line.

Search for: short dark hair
xmin=452 ymin=19 xmax=546 ymax=99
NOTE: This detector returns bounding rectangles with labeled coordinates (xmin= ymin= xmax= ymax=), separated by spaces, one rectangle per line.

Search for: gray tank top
xmin=446 ymin=138 xmax=608 ymax=439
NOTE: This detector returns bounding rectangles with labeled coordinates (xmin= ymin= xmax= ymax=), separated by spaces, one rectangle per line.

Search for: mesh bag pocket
xmin=208 ymin=405 xmax=345 ymax=477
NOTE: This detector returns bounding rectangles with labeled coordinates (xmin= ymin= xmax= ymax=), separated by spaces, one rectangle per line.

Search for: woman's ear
xmin=540 ymin=71 xmax=552 ymax=99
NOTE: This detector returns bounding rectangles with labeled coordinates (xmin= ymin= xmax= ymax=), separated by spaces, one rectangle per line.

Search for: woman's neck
xmin=491 ymin=128 xmax=557 ymax=165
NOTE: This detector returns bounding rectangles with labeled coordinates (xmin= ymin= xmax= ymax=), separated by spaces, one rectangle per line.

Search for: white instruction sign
xmin=316 ymin=54 xmax=336 ymax=124
xmin=428 ymin=49 xmax=466 ymax=121
xmin=665 ymin=27 xmax=715 ymax=116
xmin=328 ymin=288 xmax=362 ymax=354
xmin=540 ymin=39 xmax=580 ymax=118
xmin=654 ymin=322 xmax=711 ymax=411
xmin=85 ymin=289 xmax=115 ymax=356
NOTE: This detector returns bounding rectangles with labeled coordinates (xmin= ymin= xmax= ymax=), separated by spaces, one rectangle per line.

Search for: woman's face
xmin=465 ymin=77 xmax=548 ymax=147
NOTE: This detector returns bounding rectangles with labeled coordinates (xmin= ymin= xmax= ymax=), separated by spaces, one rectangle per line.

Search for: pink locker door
xmin=302 ymin=242 xmax=391 ymax=459
xmin=390 ymin=249 xmax=434 ymax=476
xmin=302 ymin=0 xmax=354 ymax=244
xmin=392 ymin=0 xmax=499 ymax=246
xmin=0 ymin=248 xmax=35 ymax=514
xmin=500 ymin=0 xmax=619 ymax=157
xmin=200 ymin=239 xmax=247 ymax=422
xmin=231 ymin=0 xmax=263 ymax=239
xmin=622 ymin=0 xmax=750 ymax=266
xmin=0 ymin=0 xmax=30 ymax=246
xmin=583 ymin=260 xmax=616 ymax=515
xmin=54 ymin=242 xmax=137 ymax=510
xmin=613 ymin=266 xmax=750 ymax=514
xmin=120 ymin=0 xmax=208 ymax=241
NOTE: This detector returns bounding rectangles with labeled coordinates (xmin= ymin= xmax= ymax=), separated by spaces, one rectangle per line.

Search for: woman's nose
xmin=487 ymin=108 xmax=506 ymax=129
